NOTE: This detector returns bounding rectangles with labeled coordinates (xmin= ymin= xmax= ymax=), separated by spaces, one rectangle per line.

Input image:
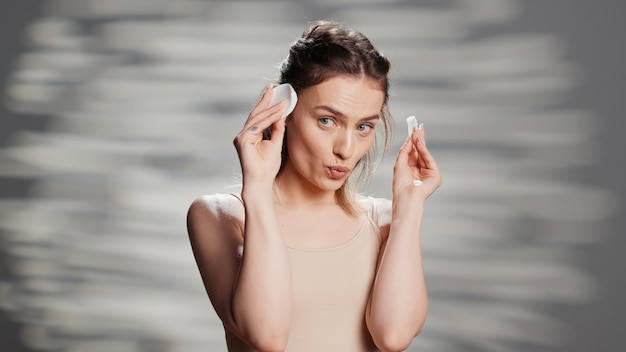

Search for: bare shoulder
xmin=187 ymin=193 xmax=245 ymax=242
xmin=188 ymin=193 xmax=244 ymax=219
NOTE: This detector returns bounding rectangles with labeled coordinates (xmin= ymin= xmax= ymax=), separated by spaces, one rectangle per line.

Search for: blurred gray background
xmin=1 ymin=0 xmax=624 ymax=351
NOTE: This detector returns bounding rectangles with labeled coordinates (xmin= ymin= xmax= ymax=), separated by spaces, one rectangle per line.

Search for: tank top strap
xmin=230 ymin=193 xmax=244 ymax=205
xmin=366 ymin=196 xmax=379 ymax=226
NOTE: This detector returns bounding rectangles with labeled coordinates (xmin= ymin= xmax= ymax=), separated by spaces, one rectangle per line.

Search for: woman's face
xmin=282 ymin=75 xmax=385 ymax=192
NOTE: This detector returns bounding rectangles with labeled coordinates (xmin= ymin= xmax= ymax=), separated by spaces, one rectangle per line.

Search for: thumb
xmin=270 ymin=115 xmax=286 ymax=144
xmin=395 ymin=135 xmax=412 ymax=167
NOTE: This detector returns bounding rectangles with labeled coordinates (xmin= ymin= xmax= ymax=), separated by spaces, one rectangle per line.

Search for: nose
xmin=333 ymin=129 xmax=354 ymax=160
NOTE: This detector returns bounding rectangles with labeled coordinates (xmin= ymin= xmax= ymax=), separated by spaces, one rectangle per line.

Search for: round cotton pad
xmin=270 ymin=83 xmax=298 ymax=118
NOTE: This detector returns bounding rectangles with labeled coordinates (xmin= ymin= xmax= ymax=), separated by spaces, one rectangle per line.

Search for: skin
xmin=187 ymin=75 xmax=442 ymax=352
xmin=274 ymin=76 xmax=384 ymax=249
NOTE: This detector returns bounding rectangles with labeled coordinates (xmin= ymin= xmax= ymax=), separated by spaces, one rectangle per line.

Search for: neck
xmin=274 ymin=164 xmax=338 ymax=207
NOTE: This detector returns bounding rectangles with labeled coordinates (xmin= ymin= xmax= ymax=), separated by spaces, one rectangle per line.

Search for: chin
xmin=319 ymin=178 xmax=347 ymax=192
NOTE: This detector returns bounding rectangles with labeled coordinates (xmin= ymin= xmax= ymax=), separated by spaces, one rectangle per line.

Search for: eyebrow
xmin=314 ymin=105 xmax=380 ymax=121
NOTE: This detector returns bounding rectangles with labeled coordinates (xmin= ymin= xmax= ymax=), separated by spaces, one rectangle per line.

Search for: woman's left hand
xmin=392 ymin=123 xmax=442 ymax=201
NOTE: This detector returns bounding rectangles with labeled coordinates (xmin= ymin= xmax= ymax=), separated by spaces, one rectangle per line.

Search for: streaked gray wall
xmin=1 ymin=1 xmax=624 ymax=351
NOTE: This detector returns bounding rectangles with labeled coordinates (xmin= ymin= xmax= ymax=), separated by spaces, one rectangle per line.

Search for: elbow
xmin=372 ymin=323 xmax=424 ymax=352
xmin=250 ymin=336 xmax=287 ymax=352
xmin=231 ymin=305 xmax=290 ymax=351
xmin=373 ymin=335 xmax=413 ymax=352
xmin=246 ymin=330 xmax=289 ymax=352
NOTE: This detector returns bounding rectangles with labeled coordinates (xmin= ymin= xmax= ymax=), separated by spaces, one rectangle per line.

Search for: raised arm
xmin=366 ymin=123 xmax=442 ymax=351
xmin=187 ymin=86 xmax=291 ymax=351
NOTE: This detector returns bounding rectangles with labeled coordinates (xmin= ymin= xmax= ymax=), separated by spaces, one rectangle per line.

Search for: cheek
xmin=286 ymin=126 xmax=321 ymax=160
xmin=288 ymin=122 xmax=328 ymax=155
xmin=357 ymin=135 xmax=376 ymax=156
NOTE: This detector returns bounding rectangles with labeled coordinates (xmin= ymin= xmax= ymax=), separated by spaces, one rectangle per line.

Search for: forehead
xmin=297 ymin=75 xmax=385 ymax=117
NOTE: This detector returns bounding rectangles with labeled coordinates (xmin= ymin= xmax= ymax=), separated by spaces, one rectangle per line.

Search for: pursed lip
xmin=327 ymin=165 xmax=351 ymax=179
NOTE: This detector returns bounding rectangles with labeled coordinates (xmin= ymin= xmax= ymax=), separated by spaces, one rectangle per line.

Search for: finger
xmin=411 ymin=127 xmax=422 ymax=147
xmin=242 ymin=101 xmax=286 ymax=134
xmin=248 ymin=84 xmax=274 ymax=117
xmin=242 ymin=85 xmax=279 ymax=130
xmin=269 ymin=113 xmax=286 ymax=144
xmin=410 ymin=124 xmax=437 ymax=167
xmin=395 ymin=135 xmax=413 ymax=167
xmin=417 ymin=122 xmax=426 ymax=144
xmin=414 ymin=134 xmax=439 ymax=171
xmin=408 ymin=131 xmax=424 ymax=169
xmin=245 ymin=97 xmax=282 ymax=127
xmin=236 ymin=110 xmax=283 ymax=149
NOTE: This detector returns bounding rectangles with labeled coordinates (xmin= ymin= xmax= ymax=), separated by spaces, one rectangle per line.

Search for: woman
xmin=187 ymin=20 xmax=441 ymax=352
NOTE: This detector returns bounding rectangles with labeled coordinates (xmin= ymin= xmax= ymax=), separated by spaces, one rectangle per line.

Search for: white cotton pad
xmin=270 ymin=83 xmax=298 ymax=118
xmin=406 ymin=115 xmax=419 ymax=136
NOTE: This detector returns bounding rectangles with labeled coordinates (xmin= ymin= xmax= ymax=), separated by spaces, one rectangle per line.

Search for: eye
xmin=357 ymin=123 xmax=373 ymax=134
xmin=319 ymin=117 xmax=334 ymax=127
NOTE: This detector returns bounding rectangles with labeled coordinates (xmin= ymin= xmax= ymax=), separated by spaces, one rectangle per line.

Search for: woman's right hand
xmin=233 ymin=85 xmax=287 ymax=188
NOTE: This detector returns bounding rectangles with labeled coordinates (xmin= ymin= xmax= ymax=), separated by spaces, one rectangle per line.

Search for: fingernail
xmin=418 ymin=122 xmax=424 ymax=130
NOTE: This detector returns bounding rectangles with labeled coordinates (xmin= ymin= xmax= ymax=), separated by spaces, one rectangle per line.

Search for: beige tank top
xmin=225 ymin=197 xmax=382 ymax=351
